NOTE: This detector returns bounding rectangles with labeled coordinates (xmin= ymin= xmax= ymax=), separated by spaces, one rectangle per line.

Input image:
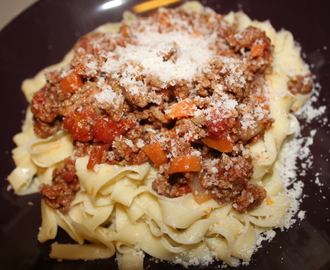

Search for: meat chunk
xmin=152 ymin=173 xmax=191 ymax=198
xmin=226 ymin=26 xmax=273 ymax=73
xmin=288 ymin=74 xmax=313 ymax=95
xmin=200 ymin=154 xmax=266 ymax=213
xmin=33 ymin=117 xmax=62 ymax=139
xmin=39 ymin=157 xmax=79 ymax=213
xmin=31 ymin=86 xmax=60 ymax=123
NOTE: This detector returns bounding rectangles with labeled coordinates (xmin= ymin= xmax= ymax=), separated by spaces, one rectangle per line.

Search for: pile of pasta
xmin=8 ymin=1 xmax=312 ymax=269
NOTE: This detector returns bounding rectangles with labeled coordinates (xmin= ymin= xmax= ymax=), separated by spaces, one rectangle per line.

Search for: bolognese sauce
xmin=32 ymin=6 xmax=311 ymax=214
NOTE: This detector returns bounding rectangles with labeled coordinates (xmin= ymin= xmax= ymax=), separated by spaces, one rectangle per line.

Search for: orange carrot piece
xmin=168 ymin=155 xmax=201 ymax=174
xmin=60 ymin=71 xmax=83 ymax=93
xmin=201 ymin=136 xmax=234 ymax=153
xmin=165 ymin=99 xmax=195 ymax=120
xmin=141 ymin=141 xmax=168 ymax=167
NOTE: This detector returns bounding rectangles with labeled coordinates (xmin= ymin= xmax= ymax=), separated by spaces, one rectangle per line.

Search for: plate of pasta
xmin=1 ymin=0 xmax=330 ymax=270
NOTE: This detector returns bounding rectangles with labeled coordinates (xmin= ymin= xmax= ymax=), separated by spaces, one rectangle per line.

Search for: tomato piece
xmin=63 ymin=109 xmax=96 ymax=141
xmin=60 ymin=71 xmax=83 ymax=93
xmin=141 ymin=141 xmax=168 ymax=166
xmin=93 ymin=116 xmax=134 ymax=144
xmin=64 ymin=171 xmax=76 ymax=182
xmin=206 ymin=113 xmax=231 ymax=137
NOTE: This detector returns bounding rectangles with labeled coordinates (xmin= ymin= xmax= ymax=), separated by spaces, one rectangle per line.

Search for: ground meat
xmin=236 ymin=92 xmax=274 ymax=141
xmin=232 ymin=183 xmax=267 ymax=213
xmin=199 ymin=154 xmax=266 ymax=213
xmin=288 ymin=74 xmax=313 ymax=95
xmin=112 ymin=138 xmax=148 ymax=165
xmin=162 ymin=131 xmax=196 ymax=158
xmin=39 ymin=157 xmax=79 ymax=213
xmin=33 ymin=117 xmax=62 ymax=138
xmin=74 ymin=141 xmax=93 ymax=157
xmin=226 ymin=26 xmax=273 ymax=73
xmin=58 ymin=82 xmax=100 ymax=117
xmin=122 ymin=85 xmax=163 ymax=108
xmin=71 ymin=53 xmax=101 ymax=78
xmin=172 ymin=83 xmax=191 ymax=100
xmin=152 ymin=152 xmax=266 ymax=213
xmin=210 ymin=58 xmax=252 ymax=99
xmin=138 ymin=104 xmax=170 ymax=124
xmin=152 ymin=173 xmax=191 ymax=198
xmin=227 ymin=26 xmax=271 ymax=54
xmin=31 ymin=86 xmax=60 ymax=123
xmin=174 ymin=118 xmax=207 ymax=142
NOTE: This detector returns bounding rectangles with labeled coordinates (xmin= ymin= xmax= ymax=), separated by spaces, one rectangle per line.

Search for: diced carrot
xmin=165 ymin=99 xmax=196 ymax=120
xmin=168 ymin=155 xmax=201 ymax=174
xmin=201 ymin=135 xmax=234 ymax=153
xmin=187 ymin=175 xmax=213 ymax=204
xmin=141 ymin=142 xmax=168 ymax=167
xmin=60 ymin=71 xmax=83 ymax=93
xmin=251 ymin=43 xmax=265 ymax=57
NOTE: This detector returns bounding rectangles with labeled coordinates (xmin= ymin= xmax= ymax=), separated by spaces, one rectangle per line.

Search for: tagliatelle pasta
xmin=7 ymin=1 xmax=314 ymax=269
